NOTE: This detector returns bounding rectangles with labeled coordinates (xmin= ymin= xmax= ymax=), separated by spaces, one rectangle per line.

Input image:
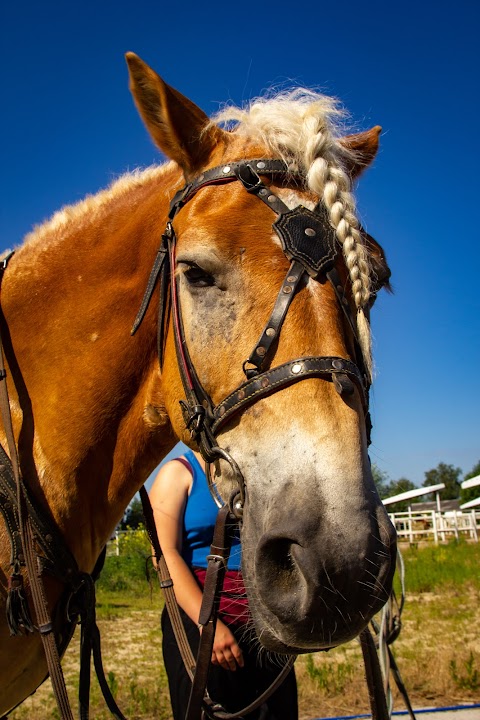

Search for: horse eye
xmin=183 ymin=264 xmax=215 ymax=287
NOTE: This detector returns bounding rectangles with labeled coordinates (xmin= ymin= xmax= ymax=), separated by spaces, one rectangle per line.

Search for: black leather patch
xmin=273 ymin=206 xmax=338 ymax=277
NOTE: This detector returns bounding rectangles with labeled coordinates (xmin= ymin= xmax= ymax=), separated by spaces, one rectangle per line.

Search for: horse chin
xmin=246 ymin=582 xmax=390 ymax=655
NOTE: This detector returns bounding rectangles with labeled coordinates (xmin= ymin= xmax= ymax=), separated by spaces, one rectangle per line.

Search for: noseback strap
xmin=212 ymin=355 xmax=367 ymax=434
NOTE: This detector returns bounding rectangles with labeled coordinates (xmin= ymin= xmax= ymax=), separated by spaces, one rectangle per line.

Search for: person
xmin=150 ymin=448 xmax=298 ymax=720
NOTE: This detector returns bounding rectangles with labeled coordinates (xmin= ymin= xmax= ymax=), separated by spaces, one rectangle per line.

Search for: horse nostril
xmin=256 ymin=535 xmax=302 ymax=606
xmin=267 ymin=538 xmax=295 ymax=570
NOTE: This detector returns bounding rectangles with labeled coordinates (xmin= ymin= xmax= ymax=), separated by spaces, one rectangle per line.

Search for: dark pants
xmin=161 ymin=607 xmax=298 ymax=720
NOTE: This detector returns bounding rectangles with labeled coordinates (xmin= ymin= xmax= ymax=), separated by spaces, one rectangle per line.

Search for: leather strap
xmin=212 ymin=355 xmax=367 ymax=434
xmin=185 ymin=504 xmax=235 ymax=720
xmin=243 ymin=260 xmax=305 ymax=377
xmin=140 ymin=486 xmax=196 ymax=679
xmin=168 ymin=159 xmax=293 ymax=219
xmin=360 ymin=628 xmax=390 ymax=720
xmin=0 ymin=263 xmax=74 ymax=719
xmin=131 ymin=242 xmax=169 ymax=336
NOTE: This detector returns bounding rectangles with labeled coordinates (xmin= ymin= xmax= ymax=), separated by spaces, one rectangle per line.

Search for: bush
xmin=98 ymin=526 xmax=153 ymax=594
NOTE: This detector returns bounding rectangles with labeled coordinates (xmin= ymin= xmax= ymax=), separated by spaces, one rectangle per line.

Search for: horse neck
xmin=1 ymin=165 xmax=180 ymax=571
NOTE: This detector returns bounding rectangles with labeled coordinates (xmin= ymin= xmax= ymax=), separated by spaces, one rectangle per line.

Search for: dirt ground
xmin=8 ymin=586 xmax=480 ymax=720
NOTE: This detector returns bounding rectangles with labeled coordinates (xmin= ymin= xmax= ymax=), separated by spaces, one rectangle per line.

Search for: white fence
xmin=388 ymin=508 xmax=479 ymax=544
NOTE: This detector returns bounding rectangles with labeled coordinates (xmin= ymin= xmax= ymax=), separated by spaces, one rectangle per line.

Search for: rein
xmin=0 ymin=258 xmax=127 ymax=719
xmin=140 ymin=486 xmax=295 ymax=720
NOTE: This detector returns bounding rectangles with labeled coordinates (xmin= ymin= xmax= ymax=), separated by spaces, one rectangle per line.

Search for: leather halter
xmin=134 ymin=157 xmax=371 ymax=511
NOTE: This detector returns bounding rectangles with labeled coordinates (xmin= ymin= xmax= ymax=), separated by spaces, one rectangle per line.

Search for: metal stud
xmin=267 ymin=195 xmax=276 ymax=203
xmin=237 ymin=389 xmax=246 ymax=400
xmin=291 ymin=363 xmax=303 ymax=374
xmin=287 ymin=276 xmax=298 ymax=283
xmin=223 ymin=166 xmax=231 ymax=174
xmin=256 ymin=161 xmax=266 ymax=169
xmin=283 ymin=286 xmax=293 ymax=294
xmin=219 ymin=405 xmax=226 ymax=416
xmin=256 ymin=347 xmax=266 ymax=356
xmin=197 ymin=174 xmax=205 ymax=182
xmin=332 ymin=359 xmax=344 ymax=370
xmin=305 ymin=228 xmax=316 ymax=237
xmin=261 ymin=377 xmax=270 ymax=388
xmin=259 ymin=188 xmax=268 ymax=196
xmin=265 ymin=327 xmax=276 ymax=337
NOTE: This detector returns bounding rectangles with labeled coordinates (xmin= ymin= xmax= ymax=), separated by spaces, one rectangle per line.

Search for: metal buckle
xmin=206 ymin=554 xmax=228 ymax=567
xmin=234 ymin=164 xmax=263 ymax=193
xmin=179 ymin=401 xmax=206 ymax=438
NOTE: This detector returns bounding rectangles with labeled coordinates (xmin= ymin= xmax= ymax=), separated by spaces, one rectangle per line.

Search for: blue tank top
xmin=181 ymin=450 xmax=241 ymax=570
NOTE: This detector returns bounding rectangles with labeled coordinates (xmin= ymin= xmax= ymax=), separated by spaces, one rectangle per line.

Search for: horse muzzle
xmin=243 ymin=501 xmax=397 ymax=653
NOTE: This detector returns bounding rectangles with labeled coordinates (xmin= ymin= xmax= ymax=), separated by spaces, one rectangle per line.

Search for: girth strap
xmin=78 ymin=555 xmax=128 ymax=720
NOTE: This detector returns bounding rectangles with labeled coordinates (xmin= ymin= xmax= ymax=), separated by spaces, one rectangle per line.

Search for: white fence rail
xmin=388 ymin=508 xmax=479 ymax=544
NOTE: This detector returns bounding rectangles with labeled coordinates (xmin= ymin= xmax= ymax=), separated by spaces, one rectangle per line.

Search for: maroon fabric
xmin=193 ymin=568 xmax=250 ymax=627
xmin=173 ymin=457 xmax=193 ymax=473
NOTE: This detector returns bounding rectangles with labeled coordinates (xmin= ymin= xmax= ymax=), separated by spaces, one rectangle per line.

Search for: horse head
xmin=127 ymin=53 xmax=396 ymax=654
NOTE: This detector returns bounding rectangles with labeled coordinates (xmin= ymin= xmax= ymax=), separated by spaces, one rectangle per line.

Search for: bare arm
xmin=150 ymin=459 xmax=244 ymax=670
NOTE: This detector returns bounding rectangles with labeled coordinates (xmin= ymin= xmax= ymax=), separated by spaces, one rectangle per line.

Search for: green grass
xmin=395 ymin=539 xmax=480 ymax=594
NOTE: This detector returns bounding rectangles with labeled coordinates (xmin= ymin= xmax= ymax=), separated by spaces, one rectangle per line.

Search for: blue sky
xmin=1 ymin=1 xmax=478 ymax=487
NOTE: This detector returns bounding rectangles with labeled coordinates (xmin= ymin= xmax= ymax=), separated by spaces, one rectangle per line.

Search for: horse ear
xmin=126 ymin=53 xmax=223 ymax=176
xmin=339 ymin=126 xmax=382 ymax=179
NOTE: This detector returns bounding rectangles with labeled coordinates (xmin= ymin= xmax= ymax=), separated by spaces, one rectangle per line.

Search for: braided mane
xmin=212 ymin=90 xmax=373 ymax=378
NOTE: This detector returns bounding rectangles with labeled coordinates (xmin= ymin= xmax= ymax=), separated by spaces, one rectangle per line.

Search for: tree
xmin=371 ymin=464 xmax=391 ymax=500
xmin=382 ymin=477 xmax=417 ymax=511
xmin=119 ymin=496 xmax=144 ymax=530
xmin=461 ymin=460 xmax=480 ymax=504
xmin=423 ymin=462 xmax=461 ymax=500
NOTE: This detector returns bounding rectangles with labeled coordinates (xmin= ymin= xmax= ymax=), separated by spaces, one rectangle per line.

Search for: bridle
xmin=134 ymin=157 xmax=390 ymax=720
xmin=133 ymin=157 xmax=372 ymax=515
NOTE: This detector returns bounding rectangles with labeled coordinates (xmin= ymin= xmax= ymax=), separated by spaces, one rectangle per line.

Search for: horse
xmin=0 ymin=52 xmax=396 ymax=716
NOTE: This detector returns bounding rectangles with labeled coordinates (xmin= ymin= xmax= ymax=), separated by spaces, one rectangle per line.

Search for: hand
xmin=210 ymin=619 xmax=244 ymax=671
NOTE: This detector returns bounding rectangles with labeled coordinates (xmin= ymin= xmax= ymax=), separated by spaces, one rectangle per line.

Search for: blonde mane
xmin=19 ymin=164 xmax=174 ymax=257
xmin=212 ymin=90 xmax=373 ymax=378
